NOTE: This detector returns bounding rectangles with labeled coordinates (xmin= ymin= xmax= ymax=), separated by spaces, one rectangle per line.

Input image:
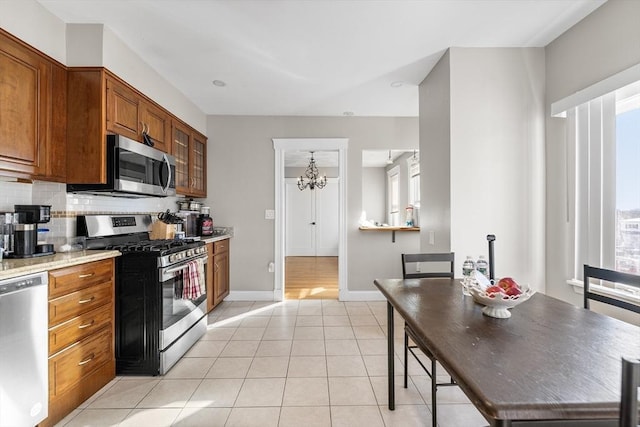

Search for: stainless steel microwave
xmin=67 ymin=134 xmax=176 ymax=198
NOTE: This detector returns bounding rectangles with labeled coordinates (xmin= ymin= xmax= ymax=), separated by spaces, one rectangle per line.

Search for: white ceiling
xmin=37 ymin=0 xmax=605 ymax=117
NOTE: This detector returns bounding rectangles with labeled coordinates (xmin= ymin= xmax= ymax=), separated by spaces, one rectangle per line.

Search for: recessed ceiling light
xmin=212 ymin=80 xmax=226 ymax=87
xmin=390 ymin=81 xmax=404 ymax=88
xmin=343 ymin=111 xmax=354 ymax=116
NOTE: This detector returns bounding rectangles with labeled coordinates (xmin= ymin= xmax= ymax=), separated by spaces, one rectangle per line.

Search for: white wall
xmin=419 ymin=51 xmax=452 ymax=253
xmin=419 ymin=48 xmax=546 ymax=290
xmin=0 ymin=0 xmax=66 ymax=64
xmin=206 ymin=116 xmax=419 ymax=295
xmin=545 ymin=0 xmax=640 ymax=321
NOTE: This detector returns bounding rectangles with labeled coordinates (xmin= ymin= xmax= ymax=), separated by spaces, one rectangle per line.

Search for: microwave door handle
xmin=161 ymin=153 xmax=172 ymax=194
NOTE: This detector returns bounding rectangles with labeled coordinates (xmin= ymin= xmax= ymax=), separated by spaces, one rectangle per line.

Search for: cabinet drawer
xmin=49 ymin=281 xmax=112 ymax=325
xmin=49 ymin=259 xmax=114 ymax=297
xmin=49 ymin=328 xmax=112 ymax=399
xmin=213 ymin=239 xmax=229 ymax=254
xmin=49 ymin=304 xmax=112 ymax=355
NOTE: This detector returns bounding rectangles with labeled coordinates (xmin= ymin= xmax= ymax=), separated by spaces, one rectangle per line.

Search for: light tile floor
xmin=56 ymin=300 xmax=487 ymax=427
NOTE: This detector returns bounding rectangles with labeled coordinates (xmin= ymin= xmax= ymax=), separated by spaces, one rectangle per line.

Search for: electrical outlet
xmin=265 ymin=209 xmax=275 ymax=220
xmin=429 ymin=230 xmax=435 ymax=245
xmin=268 ymin=262 xmax=275 ymax=273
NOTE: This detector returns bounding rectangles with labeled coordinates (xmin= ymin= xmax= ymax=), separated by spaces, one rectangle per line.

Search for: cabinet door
xmin=46 ymin=63 xmax=67 ymax=182
xmin=106 ymin=77 xmax=140 ymax=141
xmin=172 ymin=121 xmax=191 ymax=194
xmin=140 ymin=101 xmax=170 ymax=153
xmin=190 ymin=131 xmax=207 ymax=197
xmin=0 ymin=32 xmax=49 ymax=177
xmin=214 ymin=249 xmax=229 ymax=305
xmin=206 ymin=242 xmax=215 ymax=312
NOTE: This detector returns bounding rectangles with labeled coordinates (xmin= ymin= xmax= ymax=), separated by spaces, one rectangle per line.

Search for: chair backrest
xmin=583 ymin=265 xmax=640 ymax=313
xmin=620 ymin=357 xmax=640 ymax=427
xmin=402 ymin=253 xmax=455 ymax=279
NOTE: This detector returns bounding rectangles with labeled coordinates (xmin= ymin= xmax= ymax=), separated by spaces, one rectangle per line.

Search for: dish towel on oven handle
xmin=181 ymin=259 xmax=205 ymax=300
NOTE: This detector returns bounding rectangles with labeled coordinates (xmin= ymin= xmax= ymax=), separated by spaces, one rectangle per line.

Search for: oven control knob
xmin=188 ymin=249 xmax=194 ymax=256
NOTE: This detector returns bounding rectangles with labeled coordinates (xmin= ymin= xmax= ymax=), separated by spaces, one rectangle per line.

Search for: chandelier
xmin=297 ymin=151 xmax=327 ymax=190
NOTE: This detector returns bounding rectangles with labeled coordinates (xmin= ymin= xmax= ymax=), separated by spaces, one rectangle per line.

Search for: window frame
xmin=565 ymin=82 xmax=640 ymax=304
xmin=407 ymin=154 xmax=420 ymax=208
xmin=387 ymin=165 xmax=400 ymax=226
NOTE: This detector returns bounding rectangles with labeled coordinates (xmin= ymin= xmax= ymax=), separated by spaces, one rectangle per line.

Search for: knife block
xmin=150 ymin=221 xmax=176 ymax=240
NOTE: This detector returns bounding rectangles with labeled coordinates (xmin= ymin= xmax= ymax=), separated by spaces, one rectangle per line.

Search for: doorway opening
xmin=273 ymin=138 xmax=348 ymax=301
xmin=285 ymin=167 xmax=339 ymax=300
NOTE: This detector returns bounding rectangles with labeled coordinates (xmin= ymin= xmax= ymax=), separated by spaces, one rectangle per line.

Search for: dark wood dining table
xmin=374 ymin=278 xmax=640 ymax=427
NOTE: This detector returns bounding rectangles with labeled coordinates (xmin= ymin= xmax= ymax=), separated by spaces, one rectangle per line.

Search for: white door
xmin=286 ymin=180 xmax=315 ymax=256
xmin=316 ymin=180 xmax=339 ymax=256
xmin=285 ymin=178 xmax=338 ymax=256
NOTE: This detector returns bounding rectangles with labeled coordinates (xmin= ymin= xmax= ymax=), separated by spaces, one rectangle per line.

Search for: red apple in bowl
xmin=497 ymin=277 xmax=518 ymax=291
xmin=504 ymin=286 xmax=522 ymax=296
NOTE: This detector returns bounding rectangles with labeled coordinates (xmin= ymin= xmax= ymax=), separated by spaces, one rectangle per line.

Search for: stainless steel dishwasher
xmin=0 ymin=271 xmax=48 ymax=427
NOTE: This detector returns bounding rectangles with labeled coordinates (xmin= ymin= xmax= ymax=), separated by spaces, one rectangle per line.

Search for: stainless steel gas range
xmin=78 ymin=214 xmax=208 ymax=375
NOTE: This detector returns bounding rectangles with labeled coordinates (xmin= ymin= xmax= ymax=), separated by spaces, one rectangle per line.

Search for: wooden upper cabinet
xmin=67 ymin=69 xmax=174 ymax=183
xmin=106 ymin=77 xmax=170 ymax=153
xmin=140 ymin=101 xmax=170 ymax=153
xmin=0 ymin=29 xmax=66 ymax=181
xmin=172 ymin=121 xmax=191 ymax=194
xmin=66 ymin=68 xmax=108 ymax=183
xmin=106 ymin=77 xmax=140 ymax=141
xmin=190 ymin=130 xmax=207 ymax=197
xmin=172 ymin=120 xmax=207 ymax=197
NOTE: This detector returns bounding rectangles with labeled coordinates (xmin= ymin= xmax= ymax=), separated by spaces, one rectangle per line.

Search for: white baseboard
xmin=339 ymin=289 xmax=386 ymax=301
xmin=225 ymin=291 xmax=276 ymax=301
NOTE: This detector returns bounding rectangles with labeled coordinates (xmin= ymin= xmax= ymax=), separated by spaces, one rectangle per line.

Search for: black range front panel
xmin=115 ymin=254 xmax=161 ymax=375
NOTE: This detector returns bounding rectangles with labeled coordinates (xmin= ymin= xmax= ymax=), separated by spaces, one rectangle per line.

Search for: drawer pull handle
xmin=78 ymin=296 xmax=95 ymax=304
xmin=78 ymin=320 xmax=95 ymax=329
xmin=78 ymin=273 xmax=95 ymax=278
xmin=78 ymin=353 xmax=95 ymax=366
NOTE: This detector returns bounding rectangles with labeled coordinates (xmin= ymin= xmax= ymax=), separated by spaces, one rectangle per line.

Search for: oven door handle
xmin=161 ymin=153 xmax=172 ymax=194
xmin=160 ymin=257 xmax=207 ymax=280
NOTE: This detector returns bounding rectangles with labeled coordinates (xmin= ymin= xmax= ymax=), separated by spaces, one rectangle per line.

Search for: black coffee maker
xmin=12 ymin=205 xmax=54 ymax=257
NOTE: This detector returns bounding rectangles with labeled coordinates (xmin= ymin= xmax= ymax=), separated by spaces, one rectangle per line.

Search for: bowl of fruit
xmin=468 ymin=277 xmax=534 ymax=319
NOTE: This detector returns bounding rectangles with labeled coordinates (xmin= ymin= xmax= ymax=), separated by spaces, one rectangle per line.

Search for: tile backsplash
xmin=0 ymin=181 xmax=33 ymax=209
xmin=1 ymin=180 xmax=183 ymax=246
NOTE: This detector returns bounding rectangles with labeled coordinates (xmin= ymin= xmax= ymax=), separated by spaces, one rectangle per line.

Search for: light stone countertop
xmin=0 ymin=250 xmax=121 ymax=281
xmin=200 ymin=234 xmax=232 ymax=244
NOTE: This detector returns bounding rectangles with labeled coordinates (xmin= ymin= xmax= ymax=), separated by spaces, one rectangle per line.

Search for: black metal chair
xmin=620 ymin=357 xmax=640 ymax=427
xmin=401 ymin=252 xmax=456 ymax=426
xmin=583 ymin=265 xmax=640 ymax=313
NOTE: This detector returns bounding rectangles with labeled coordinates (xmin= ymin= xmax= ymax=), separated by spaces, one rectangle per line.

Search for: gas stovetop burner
xmin=106 ymin=239 xmax=203 ymax=255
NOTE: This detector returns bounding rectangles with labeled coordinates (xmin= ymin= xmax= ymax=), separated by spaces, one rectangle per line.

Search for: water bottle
xmin=461 ymin=256 xmax=475 ymax=296
xmin=476 ymin=255 xmax=489 ymax=279
xmin=462 ymin=256 xmax=475 ymax=278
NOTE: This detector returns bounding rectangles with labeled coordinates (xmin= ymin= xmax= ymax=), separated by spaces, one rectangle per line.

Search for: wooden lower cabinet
xmin=42 ymin=258 xmax=116 ymax=427
xmin=206 ymin=239 xmax=230 ymax=312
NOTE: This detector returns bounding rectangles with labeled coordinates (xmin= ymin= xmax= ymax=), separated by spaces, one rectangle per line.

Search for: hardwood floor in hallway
xmin=285 ymin=256 xmax=338 ymax=300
